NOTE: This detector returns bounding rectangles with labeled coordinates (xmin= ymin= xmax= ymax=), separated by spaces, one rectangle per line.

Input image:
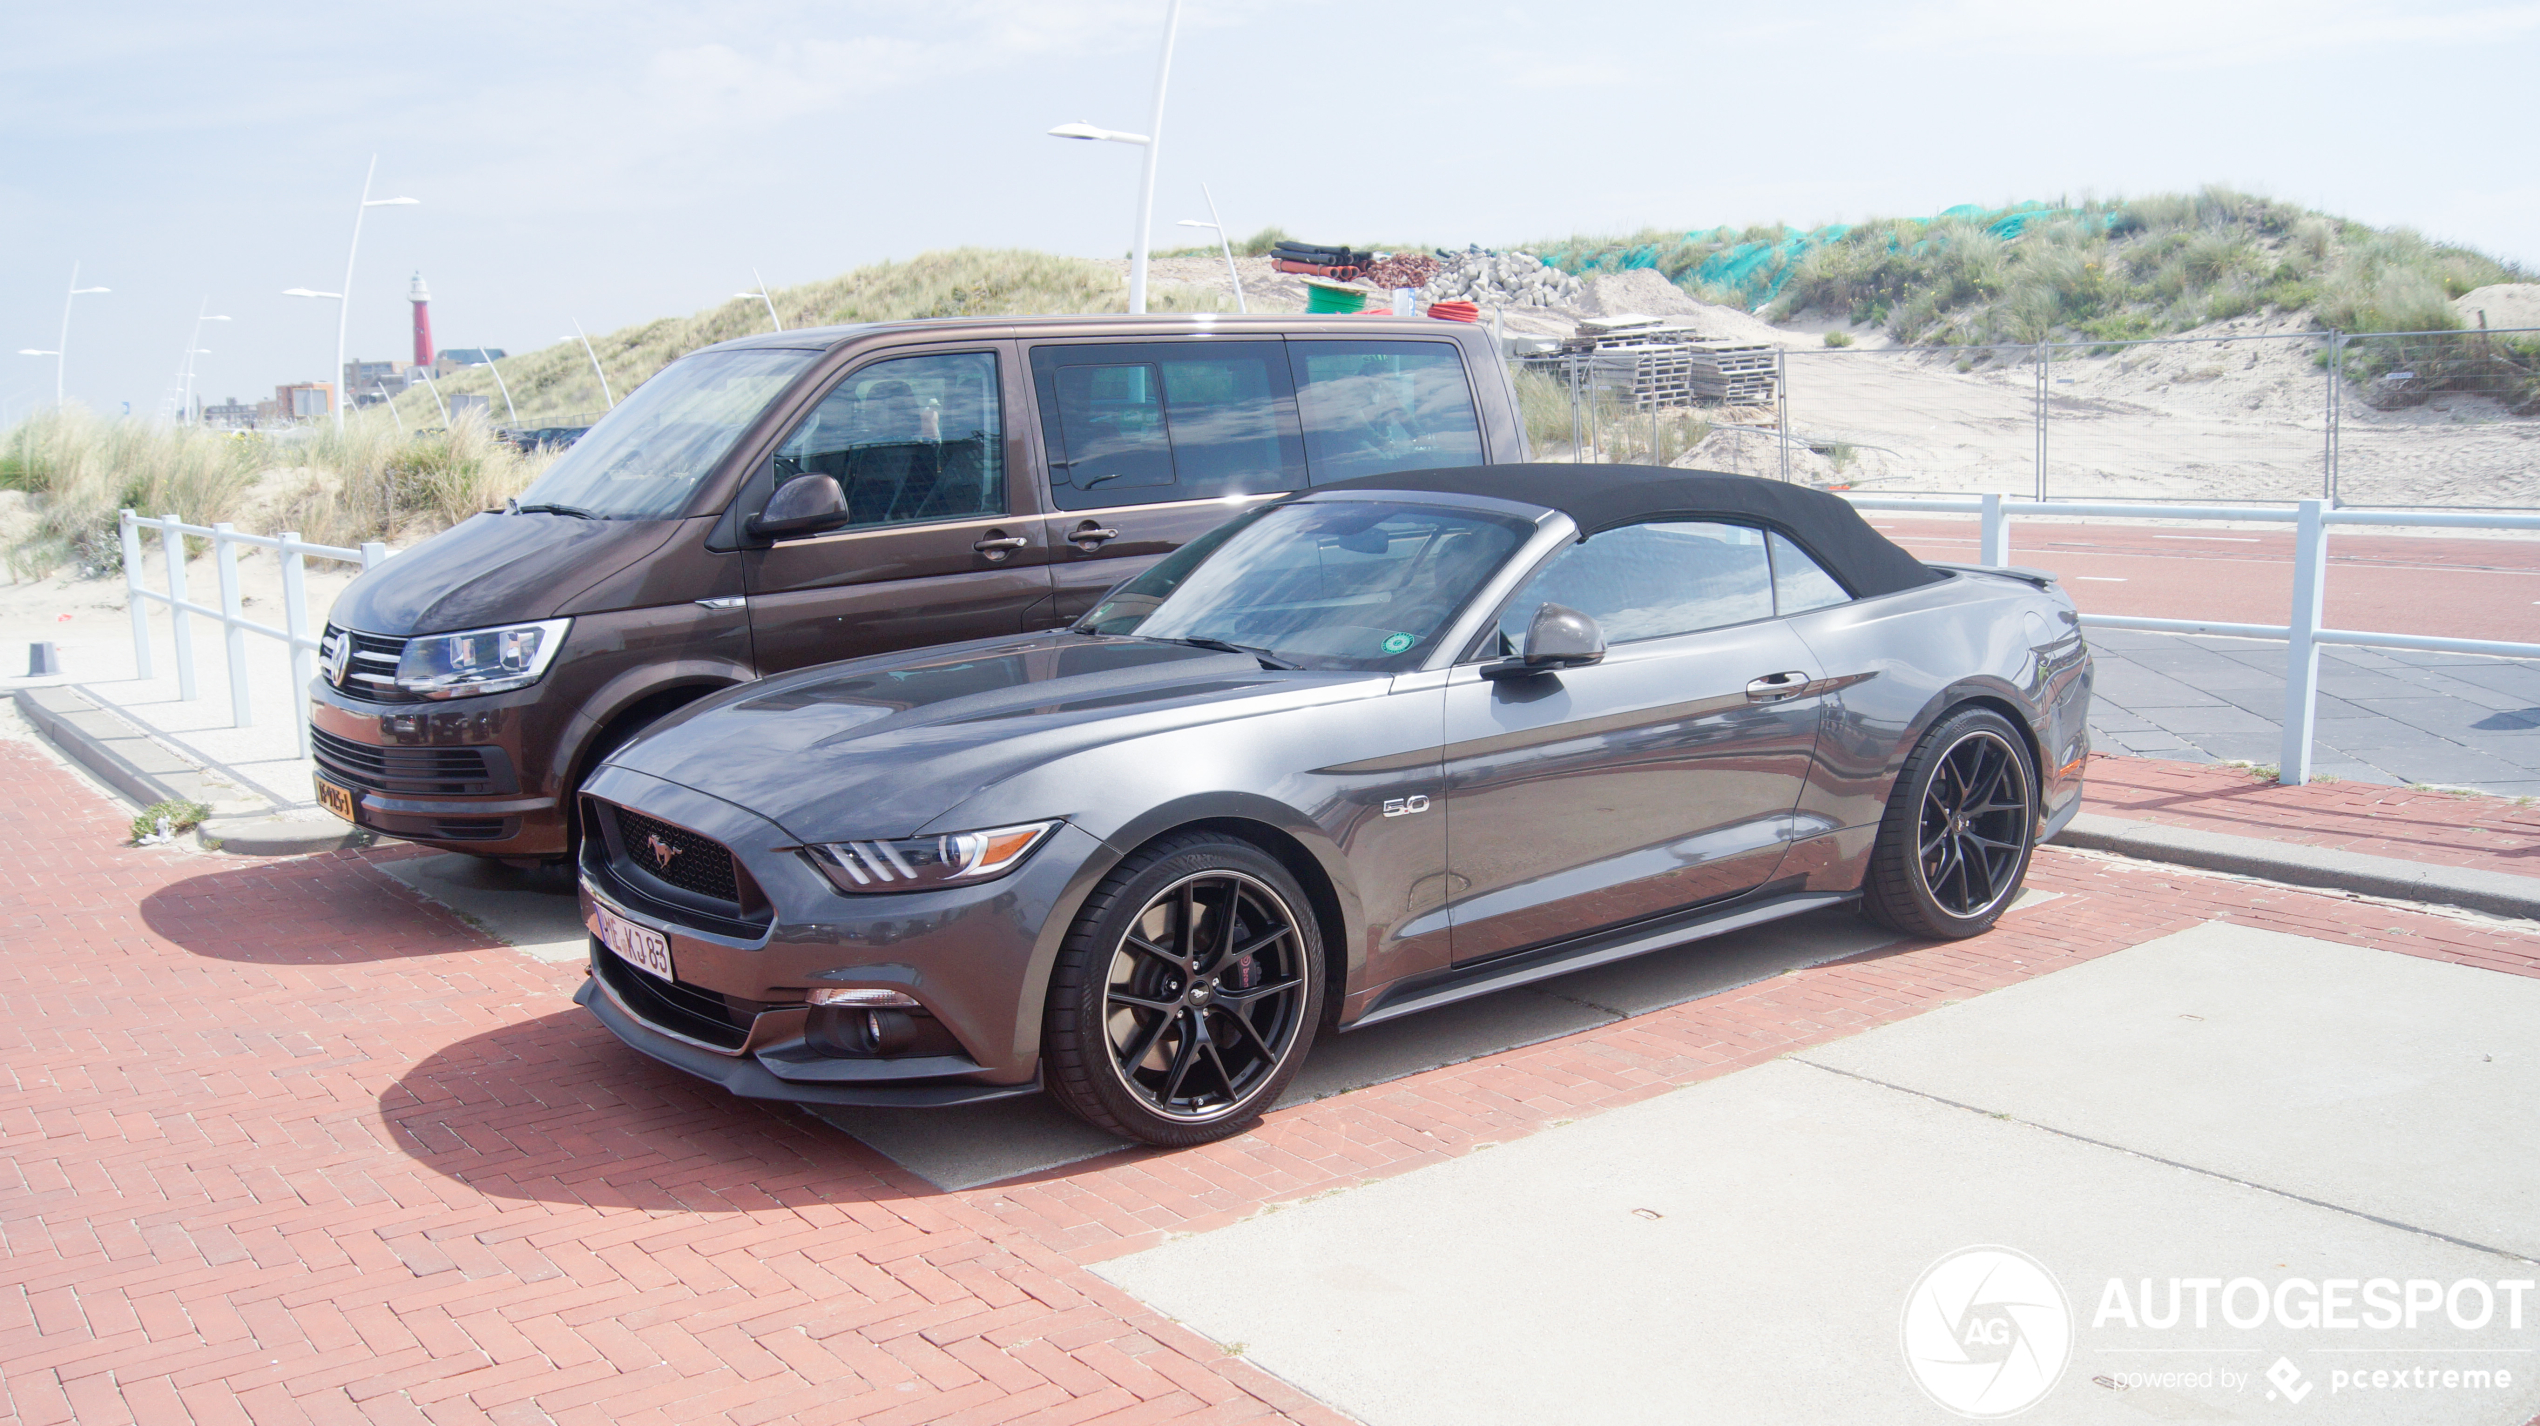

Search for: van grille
xmin=325 ymin=626 xmax=424 ymax=704
xmin=310 ymin=727 xmax=515 ymax=796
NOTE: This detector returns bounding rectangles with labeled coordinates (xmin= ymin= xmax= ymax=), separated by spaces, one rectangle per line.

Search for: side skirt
xmin=1344 ymin=887 xmax=1860 ymax=1031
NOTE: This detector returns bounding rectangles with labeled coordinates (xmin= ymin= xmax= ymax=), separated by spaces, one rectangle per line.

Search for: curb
xmin=12 ymin=685 xmax=195 ymax=809
xmin=198 ymin=818 xmax=373 ymax=857
xmin=2051 ymin=811 xmax=2540 ymax=922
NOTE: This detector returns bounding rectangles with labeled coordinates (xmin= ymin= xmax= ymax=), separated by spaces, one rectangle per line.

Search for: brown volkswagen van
xmin=307 ymin=313 xmax=1527 ymax=862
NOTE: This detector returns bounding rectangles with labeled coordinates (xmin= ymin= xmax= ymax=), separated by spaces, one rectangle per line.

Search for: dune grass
xmin=1 ymin=407 xmax=263 ymax=578
xmin=1538 ymin=188 xmax=2525 ymax=349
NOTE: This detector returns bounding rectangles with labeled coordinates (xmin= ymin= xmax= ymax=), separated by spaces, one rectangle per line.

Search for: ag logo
xmin=1901 ymin=1246 xmax=2072 ymax=1418
xmin=320 ymin=630 xmax=352 ymax=686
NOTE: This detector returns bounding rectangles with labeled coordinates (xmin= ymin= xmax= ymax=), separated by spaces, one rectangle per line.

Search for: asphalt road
xmin=1869 ymin=517 xmax=2540 ymax=644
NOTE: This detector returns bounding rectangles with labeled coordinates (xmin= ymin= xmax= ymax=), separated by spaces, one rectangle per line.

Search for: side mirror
xmin=747 ymin=474 xmax=849 ymax=539
xmin=1482 ymin=602 xmax=1606 ymax=681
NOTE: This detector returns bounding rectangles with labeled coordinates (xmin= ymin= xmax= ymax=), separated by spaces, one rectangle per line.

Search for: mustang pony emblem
xmin=646 ymin=833 xmax=681 ymax=871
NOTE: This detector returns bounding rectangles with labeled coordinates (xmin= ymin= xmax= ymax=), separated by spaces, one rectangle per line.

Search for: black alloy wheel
xmin=1862 ymin=707 xmax=2037 ymax=939
xmin=1044 ymin=834 xmax=1323 ymax=1146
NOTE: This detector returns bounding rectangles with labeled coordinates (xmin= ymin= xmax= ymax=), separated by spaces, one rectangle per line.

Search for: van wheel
xmin=1043 ymin=833 xmax=1323 ymax=1147
xmin=1861 ymin=707 xmax=2037 ymax=940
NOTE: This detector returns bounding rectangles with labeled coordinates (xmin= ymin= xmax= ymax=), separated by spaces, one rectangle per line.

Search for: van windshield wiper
xmin=1155 ymin=636 xmax=1300 ymax=670
xmin=510 ymin=501 xmax=600 ymax=519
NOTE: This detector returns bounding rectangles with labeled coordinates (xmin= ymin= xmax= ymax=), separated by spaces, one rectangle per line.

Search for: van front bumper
xmin=307 ymin=677 xmax=570 ymax=857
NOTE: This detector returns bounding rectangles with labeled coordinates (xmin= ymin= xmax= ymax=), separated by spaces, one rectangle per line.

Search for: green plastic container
xmin=1304 ymin=281 xmax=1367 ymax=315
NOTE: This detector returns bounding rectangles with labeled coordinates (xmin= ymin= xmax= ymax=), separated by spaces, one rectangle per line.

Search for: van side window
xmin=1032 ymin=342 xmax=1307 ymax=510
xmin=774 ymin=351 xmax=1004 ymax=527
xmin=1288 ymin=340 xmax=1485 ymax=485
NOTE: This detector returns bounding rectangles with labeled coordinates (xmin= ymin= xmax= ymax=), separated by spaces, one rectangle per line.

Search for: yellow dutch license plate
xmin=314 ymin=775 xmax=358 ymax=824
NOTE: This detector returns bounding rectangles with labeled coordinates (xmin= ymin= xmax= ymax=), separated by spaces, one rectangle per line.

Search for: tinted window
xmin=773 ymin=351 xmax=1004 ymax=528
xmin=1769 ymin=531 xmax=1851 ymax=614
xmin=1496 ymin=521 xmax=1774 ymax=649
xmin=1033 ymin=342 xmax=1306 ymax=509
xmin=517 ymin=348 xmax=818 ymax=519
xmin=1288 ymin=340 xmax=1485 ymax=484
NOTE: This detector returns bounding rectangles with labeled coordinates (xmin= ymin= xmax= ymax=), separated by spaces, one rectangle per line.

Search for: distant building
xmin=434 ymin=347 xmax=506 ymax=377
xmin=345 ymin=358 xmax=418 ymax=406
xmin=276 ymin=382 xmax=335 ymax=419
xmin=203 ymin=396 xmax=259 ymax=429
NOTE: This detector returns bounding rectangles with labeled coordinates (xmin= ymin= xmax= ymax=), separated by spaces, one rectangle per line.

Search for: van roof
xmin=697 ymin=312 xmax=1487 ymax=355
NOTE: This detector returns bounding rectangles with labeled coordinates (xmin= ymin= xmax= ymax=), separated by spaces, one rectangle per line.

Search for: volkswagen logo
xmin=320 ymin=631 xmax=352 ymax=687
xmin=646 ymin=833 xmax=681 ymax=872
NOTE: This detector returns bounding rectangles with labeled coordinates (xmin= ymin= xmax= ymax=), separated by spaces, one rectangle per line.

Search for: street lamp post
xmin=180 ymin=303 xmax=232 ymax=422
xmin=568 ymin=323 xmax=615 ymax=409
xmin=1175 ymin=183 xmax=1245 ymax=313
xmin=737 ymin=266 xmax=783 ymax=332
xmin=1047 ymin=0 xmax=1183 ymax=315
xmin=33 ymin=264 xmax=112 ymax=407
xmin=475 ymin=348 xmax=520 ymax=426
xmin=286 ymin=155 xmax=417 ymax=429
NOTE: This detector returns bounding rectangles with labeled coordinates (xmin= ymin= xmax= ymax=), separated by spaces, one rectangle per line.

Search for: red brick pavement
xmin=5 ymin=737 xmax=2538 ymax=1426
xmin=2082 ymin=752 xmax=2540 ymax=878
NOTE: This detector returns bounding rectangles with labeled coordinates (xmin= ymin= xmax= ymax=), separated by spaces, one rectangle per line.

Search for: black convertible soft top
xmin=1319 ymin=463 xmax=1939 ymax=598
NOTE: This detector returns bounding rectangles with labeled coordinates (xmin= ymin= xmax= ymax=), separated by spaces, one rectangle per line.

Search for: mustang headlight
xmin=807 ymin=821 xmax=1058 ymax=894
xmin=394 ymin=618 xmax=571 ymax=698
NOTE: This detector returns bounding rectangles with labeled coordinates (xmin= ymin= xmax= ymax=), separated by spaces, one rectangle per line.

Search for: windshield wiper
xmin=509 ymin=500 xmax=600 ymax=519
xmin=1157 ymin=636 xmax=1300 ymax=670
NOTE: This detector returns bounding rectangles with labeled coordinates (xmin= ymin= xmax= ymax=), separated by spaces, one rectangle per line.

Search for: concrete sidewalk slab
xmin=373 ymin=852 xmax=586 ymax=962
xmin=1099 ymin=926 xmax=2540 ymax=1425
xmin=1802 ymin=921 xmax=2540 ymax=1259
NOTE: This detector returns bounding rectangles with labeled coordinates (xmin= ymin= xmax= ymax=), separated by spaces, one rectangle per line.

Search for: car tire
xmin=1861 ymin=706 xmax=2038 ymax=940
xmin=1043 ymin=832 xmax=1324 ymax=1147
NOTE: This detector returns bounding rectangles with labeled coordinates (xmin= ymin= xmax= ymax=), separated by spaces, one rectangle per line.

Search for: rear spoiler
xmin=1926 ymin=562 xmax=2060 ymax=589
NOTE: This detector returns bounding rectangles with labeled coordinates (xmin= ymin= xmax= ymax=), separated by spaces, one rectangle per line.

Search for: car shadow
xmin=382 ymin=1005 xmax=922 ymax=1211
xmin=138 ymin=851 xmax=507 ymax=964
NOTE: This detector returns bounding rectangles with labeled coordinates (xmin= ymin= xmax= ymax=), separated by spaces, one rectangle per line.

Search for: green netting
xmin=1541 ymin=203 xmax=2101 ymax=309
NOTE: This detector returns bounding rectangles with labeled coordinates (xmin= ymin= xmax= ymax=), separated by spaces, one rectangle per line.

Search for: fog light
xmin=807 ymin=987 xmax=920 ymax=1009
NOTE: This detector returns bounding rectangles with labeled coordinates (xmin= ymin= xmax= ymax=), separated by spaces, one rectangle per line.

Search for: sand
xmin=2455 ymin=284 xmax=2540 ymax=333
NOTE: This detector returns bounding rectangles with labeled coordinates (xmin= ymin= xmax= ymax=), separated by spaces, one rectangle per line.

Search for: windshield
xmin=512 ymin=348 xmax=819 ymax=518
xmin=1078 ymin=499 xmax=1533 ymax=670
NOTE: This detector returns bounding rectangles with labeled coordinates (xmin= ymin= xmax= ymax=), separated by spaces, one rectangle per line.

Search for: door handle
xmin=1745 ymin=671 xmax=1811 ymax=702
xmin=972 ymin=534 xmax=1029 ymax=561
xmin=1069 ymin=522 xmax=1120 ymax=549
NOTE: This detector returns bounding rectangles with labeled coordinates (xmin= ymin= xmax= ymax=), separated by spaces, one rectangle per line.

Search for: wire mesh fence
xmin=1526 ymin=324 xmax=2540 ymax=509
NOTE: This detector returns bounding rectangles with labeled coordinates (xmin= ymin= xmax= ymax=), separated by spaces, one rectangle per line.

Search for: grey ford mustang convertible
xmin=574 ymin=465 xmax=2092 ymax=1145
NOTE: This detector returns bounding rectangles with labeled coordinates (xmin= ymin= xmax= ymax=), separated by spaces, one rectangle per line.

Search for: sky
xmin=5 ymin=0 xmax=2536 ymax=421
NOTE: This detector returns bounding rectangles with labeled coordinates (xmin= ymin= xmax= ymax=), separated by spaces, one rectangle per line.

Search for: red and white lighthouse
xmin=408 ymin=272 xmax=434 ymax=369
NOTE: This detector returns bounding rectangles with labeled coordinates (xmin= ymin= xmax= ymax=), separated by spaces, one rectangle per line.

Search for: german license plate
xmin=595 ymin=902 xmax=674 ymax=982
xmin=314 ymin=774 xmax=357 ymax=824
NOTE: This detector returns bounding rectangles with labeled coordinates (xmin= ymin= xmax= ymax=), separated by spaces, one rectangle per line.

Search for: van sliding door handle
xmin=1068 ymin=524 xmax=1120 ymax=548
xmin=1745 ymin=671 xmax=1811 ymax=702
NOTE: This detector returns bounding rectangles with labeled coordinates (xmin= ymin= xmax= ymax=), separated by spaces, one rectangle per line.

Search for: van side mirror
xmin=1482 ymin=602 xmax=1606 ymax=681
xmin=748 ymin=474 xmax=850 ymax=539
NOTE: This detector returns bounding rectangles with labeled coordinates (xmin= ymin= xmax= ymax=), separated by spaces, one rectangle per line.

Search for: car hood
xmin=612 ymin=633 xmax=1382 ymax=842
xmin=328 ymin=512 xmax=682 ymax=636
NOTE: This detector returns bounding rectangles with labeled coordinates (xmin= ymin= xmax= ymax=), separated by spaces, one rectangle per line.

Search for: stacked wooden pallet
xmin=1545 ymin=320 xmax=1780 ymax=408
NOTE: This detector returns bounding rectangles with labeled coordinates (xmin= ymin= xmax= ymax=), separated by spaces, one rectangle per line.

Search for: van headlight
xmin=806 ymin=822 xmax=1059 ymax=894
xmin=394 ymin=618 xmax=571 ymax=698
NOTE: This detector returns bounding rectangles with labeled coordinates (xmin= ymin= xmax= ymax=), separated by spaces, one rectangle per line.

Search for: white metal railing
xmin=118 ymin=509 xmax=392 ymax=758
xmin=1844 ymin=493 xmax=2540 ymax=784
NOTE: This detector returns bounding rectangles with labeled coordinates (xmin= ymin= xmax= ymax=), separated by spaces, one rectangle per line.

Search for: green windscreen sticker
xmin=1381 ymin=632 xmax=1415 ymax=654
